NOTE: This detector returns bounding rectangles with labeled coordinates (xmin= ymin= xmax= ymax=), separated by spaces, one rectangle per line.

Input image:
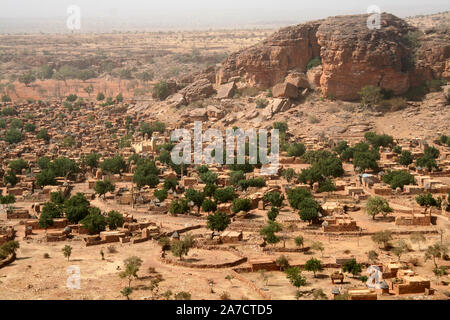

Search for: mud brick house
xmin=347 ymin=288 xmax=378 ymax=300
xmin=395 ymin=214 xmax=431 ymax=226
xmin=323 ymin=215 xmax=359 ymax=232
xmin=46 ymin=230 xmax=67 ymax=242
xmin=221 ymin=231 xmax=243 ymax=243
xmin=388 ymin=274 xmax=431 ymax=295
xmin=7 ymin=208 xmax=30 ymax=219
xmin=248 ymin=258 xmax=278 ymax=272
xmin=371 ymin=184 xmax=393 ymax=196
xmin=404 ymin=185 xmax=425 ymax=194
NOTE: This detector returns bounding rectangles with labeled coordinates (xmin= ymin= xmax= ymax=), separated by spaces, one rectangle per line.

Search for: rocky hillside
xmin=216 ymin=13 xmax=450 ymax=100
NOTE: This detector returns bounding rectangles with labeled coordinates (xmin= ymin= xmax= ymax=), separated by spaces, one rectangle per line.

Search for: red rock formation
xmin=216 ymin=13 xmax=449 ymax=101
xmin=216 ymin=21 xmax=322 ymax=88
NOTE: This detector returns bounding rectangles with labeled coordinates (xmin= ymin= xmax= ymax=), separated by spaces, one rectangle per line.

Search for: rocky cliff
xmin=216 ymin=13 xmax=449 ymax=100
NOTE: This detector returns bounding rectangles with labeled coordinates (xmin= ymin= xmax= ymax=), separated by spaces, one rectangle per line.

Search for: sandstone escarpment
xmin=317 ymin=13 xmax=415 ymax=100
xmin=216 ymin=21 xmax=322 ymax=88
xmin=217 ymin=13 xmax=449 ymax=101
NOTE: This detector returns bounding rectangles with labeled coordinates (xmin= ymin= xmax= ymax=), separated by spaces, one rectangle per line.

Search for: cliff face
xmin=217 ymin=13 xmax=449 ymax=101
xmin=216 ymin=21 xmax=322 ymax=88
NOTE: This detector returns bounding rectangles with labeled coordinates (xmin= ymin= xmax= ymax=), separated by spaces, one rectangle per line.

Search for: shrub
xmin=232 ymin=198 xmax=252 ymax=214
xmin=306 ymin=56 xmax=321 ymax=70
xmin=359 ymin=85 xmax=382 ymax=107
xmin=206 ymin=211 xmax=230 ymax=232
xmin=152 ymin=81 xmax=170 ymax=100
xmin=382 ymin=170 xmax=415 ymax=190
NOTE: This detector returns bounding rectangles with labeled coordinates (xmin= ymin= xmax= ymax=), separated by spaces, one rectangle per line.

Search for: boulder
xmin=216 ymin=82 xmax=237 ymax=99
xmin=272 ymin=82 xmax=299 ymax=99
xmin=180 ymin=78 xmax=216 ymax=104
xmin=285 ymin=72 xmax=310 ymax=89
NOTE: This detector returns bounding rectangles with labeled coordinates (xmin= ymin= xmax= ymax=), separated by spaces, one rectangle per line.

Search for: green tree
xmin=119 ymin=256 xmax=143 ymax=287
xmin=425 ymin=243 xmax=448 ymax=269
xmin=169 ymin=199 xmax=189 ymax=215
xmin=200 ymin=171 xmax=218 ymax=185
xmin=8 ymin=159 xmax=28 ymax=174
xmin=154 ymin=189 xmax=168 ymax=202
xmin=170 ymin=234 xmax=194 ymax=260
xmin=232 ymin=198 xmax=252 ymax=214
xmin=382 ymin=170 xmax=415 ymax=190
xmin=416 ymin=193 xmax=441 ymax=215
xmin=398 ymin=150 xmax=413 ymax=166
xmin=202 ymin=198 xmax=217 ymax=213
xmin=305 ymin=258 xmax=323 ymax=278
xmin=214 ymin=187 xmax=235 ymax=203
xmin=133 ymin=161 xmax=159 ymax=188
xmin=371 ymin=230 xmax=393 ymax=249
xmin=80 ymin=210 xmax=107 ymax=234
xmin=287 ymin=143 xmax=306 ymax=157
xmin=285 ymin=267 xmax=307 ymax=289
xmin=36 ymin=169 xmax=56 ymax=187
xmin=294 ymin=236 xmax=304 ymax=248
xmin=185 ymin=189 xmax=205 ymax=214
xmin=4 ymin=128 xmax=23 ymax=144
xmin=152 ymin=81 xmax=170 ymax=100
xmin=311 ymin=241 xmax=325 ymax=257
xmin=64 ymin=193 xmax=91 ymax=223
xmin=267 ymin=207 xmax=279 ymax=221
xmin=359 ymin=85 xmax=382 ymax=107
xmin=101 ymin=156 xmax=127 ymax=176
xmin=263 ymin=191 xmax=284 ymax=208
xmin=107 ymin=211 xmax=124 ymax=230
xmin=94 ymin=180 xmax=115 ymax=199
xmin=3 ymin=170 xmax=18 ymax=187
xmin=342 ymin=259 xmax=363 ymax=278
xmin=37 ymin=128 xmax=50 ymax=142
xmin=62 ymin=245 xmax=72 ymax=261
xmin=260 ymin=221 xmax=282 ymax=244
xmin=96 ymin=92 xmax=105 ymax=101
xmin=206 ymin=211 xmax=230 ymax=232
xmin=49 ymin=157 xmax=79 ymax=179
xmin=366 ymin=196 xmax=393 ymax=220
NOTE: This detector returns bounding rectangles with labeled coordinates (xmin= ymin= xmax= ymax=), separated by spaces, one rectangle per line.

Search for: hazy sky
xmin=1 ymin=0 xmax=449 ymax=32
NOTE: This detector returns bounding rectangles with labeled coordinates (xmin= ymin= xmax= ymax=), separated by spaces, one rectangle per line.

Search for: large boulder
xmin=180 ymin=79 xmax=216 ymax=104
xmin=216 ymin=82 xmax=237 ymax=99
xmin=285 ymin=72 xmax=310 ymax=89
xmin=272 ymin=82 xmax=299 ymax=99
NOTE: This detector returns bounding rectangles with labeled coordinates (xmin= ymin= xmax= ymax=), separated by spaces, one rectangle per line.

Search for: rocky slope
xmin=216 ymin=13 xmax=450 ymax=100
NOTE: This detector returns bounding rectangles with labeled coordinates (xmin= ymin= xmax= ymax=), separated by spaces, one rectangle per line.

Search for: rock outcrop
xmin=216 ymin=13 xmax=449 ymax=101
xmin=216 ymin=21 xmax=322 ymax=89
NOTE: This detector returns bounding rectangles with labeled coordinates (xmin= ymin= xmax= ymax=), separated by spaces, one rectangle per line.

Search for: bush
xmin=255 ymin=98 xmax=269 ymax=108
xmin=232 ymin=198 xmax=252 ymax=214
xmin=107 ymin=211 xmax=124 ymax=230
xmin=306 ymin=56 xmax=321 ymax=70
xmin=152 ymin=81 xmax=170 ymax=100
xmin=206 ymin=211 xmax=230 ymax=231
xmin=96 ymin=92 xmax=105 ymax=101
xmin=359 ymin=85 xmax=382 ymax=107
xmin=154 ymin=189 xmax=168 ymax=202
xmin=80 ymin=211 xmax=107 ymax=234
xmin=214 ymin=187 xmax=235 ymax=203
xmin=382 ymin=170 xmax=415 ymax=190
xmin=4 ymin=128 xmax=23 ymax=144
xmin=287 ymin=143 xmax=306 ymax=157
xmin=202 ymin=198 xmax=217 ymax=213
